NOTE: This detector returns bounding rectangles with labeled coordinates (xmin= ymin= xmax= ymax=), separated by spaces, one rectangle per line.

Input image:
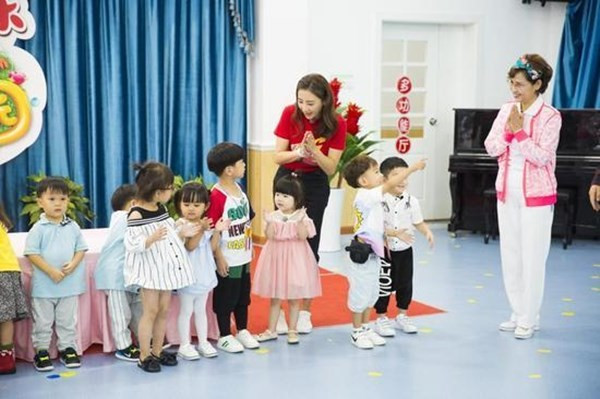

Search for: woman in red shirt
xmin=273 ymin=73 xmax=346 ymax=333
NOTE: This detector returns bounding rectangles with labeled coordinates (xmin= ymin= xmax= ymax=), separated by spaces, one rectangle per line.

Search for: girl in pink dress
xmin=253 ymin=175 xmax=322 ymax=344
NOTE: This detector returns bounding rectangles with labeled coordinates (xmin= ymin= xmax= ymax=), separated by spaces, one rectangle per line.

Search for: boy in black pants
xmin=373 ymin=157 xmax=434 ymax=337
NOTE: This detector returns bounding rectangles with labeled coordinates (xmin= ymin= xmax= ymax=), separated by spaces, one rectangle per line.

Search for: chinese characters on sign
xmin=395 ymin=76 xmax=412 ymax=154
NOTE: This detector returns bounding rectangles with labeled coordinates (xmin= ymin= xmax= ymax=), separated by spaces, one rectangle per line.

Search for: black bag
xmin=345 ymin=237 xmax=373 ymax=264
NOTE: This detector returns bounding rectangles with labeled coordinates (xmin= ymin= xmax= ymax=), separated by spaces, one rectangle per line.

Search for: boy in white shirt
xmin=372 ymin=157 xmax=434 ymax=337
xmin=342 ymin=155 xmax=426 ymax=349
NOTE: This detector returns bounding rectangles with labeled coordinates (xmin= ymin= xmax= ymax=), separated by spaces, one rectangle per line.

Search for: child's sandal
xmin=287 ymin=330 xmax=299 ymax=345
xmin=256 ymin=329 xmax=278 ymax=342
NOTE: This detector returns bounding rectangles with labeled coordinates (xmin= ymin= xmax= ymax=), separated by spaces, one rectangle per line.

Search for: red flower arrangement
xmin=329 ymin=78 xmax=378 ymax=188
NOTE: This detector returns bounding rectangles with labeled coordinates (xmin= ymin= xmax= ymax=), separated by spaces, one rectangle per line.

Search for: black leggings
xmin=374 ymin=248 xmax=414 ymax=313
xmin=273 ymin=166 xmax=330 ymax=262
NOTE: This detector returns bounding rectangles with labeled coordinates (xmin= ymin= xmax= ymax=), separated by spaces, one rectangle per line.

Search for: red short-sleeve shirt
xmin=274 ymin=104 xmax=346 ymax=172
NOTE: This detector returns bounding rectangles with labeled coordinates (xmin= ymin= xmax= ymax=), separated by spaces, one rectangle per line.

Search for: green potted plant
xmin=320 ymin=78 xmax=380 ymax=252
xmin=20 ymin=173 xmax=95 ymax=226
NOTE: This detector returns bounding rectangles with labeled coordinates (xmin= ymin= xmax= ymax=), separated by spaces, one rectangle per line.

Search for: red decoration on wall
xmin=395 ymin=96 xmax=411 ymax=114
xmin=395 ymin=136 xmax=411 ymax=154
xmin=397 ymin=117 xmax=410 ymax=135
xmin=396 ymin=76 xmax=412 ymax=94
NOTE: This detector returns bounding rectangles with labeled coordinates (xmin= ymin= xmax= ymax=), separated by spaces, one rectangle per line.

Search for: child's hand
xmin=297 ymin=207 xmax=308 ymax=220
xmin=216 ymin=258 xmax=229 ymax=277
xmin=387 ymin=228 xmax=414 ymax=244
xmin=180 ymin=222 xmax=202 ymax=238
xmin=425 ymin=230 xmax=435 ymax=248
xmin=199 ymin=217 xmax=212 ymax=231
xmin=147 ymin=226 xmax=167 ymax=246
xmin=214 ymin=217 xmax=230 ymax=232
xmin=47 ymin=268 xmax=65 ymax=283
xmin=61 ymin=261 xmax=78 ymax=276
xmin=413 ymin=158 xmax=427 ymax=171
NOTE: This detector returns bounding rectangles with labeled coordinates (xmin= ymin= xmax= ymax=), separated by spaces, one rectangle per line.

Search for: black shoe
xmin=115 ymin=344 xmax=140 ymax=362
xmin=33 ymin=350 xmax=54 ymax=372
xmin=152 ymin=351 xmax=178 ymax=366
xmin=138 ymin=356 xmax=161 ymax=373
xmin=59 ymin=347 xmax=81 ymax=368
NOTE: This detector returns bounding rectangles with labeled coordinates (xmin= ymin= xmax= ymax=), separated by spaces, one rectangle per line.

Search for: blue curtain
xmin=552 ymin=0 xmax=600 ymax=108
xmin=0 ymin=0 xmax=254 ymax=231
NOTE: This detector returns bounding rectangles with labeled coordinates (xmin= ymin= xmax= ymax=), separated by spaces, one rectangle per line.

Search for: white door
xmin=379 ymin=23 xmax=439 ymax=219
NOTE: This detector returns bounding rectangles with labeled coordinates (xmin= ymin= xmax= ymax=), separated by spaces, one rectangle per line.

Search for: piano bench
xmin=482 ymin=188 xmax=498 ymax=244
xmin=481 ymin=188 xmax=575 ymax=249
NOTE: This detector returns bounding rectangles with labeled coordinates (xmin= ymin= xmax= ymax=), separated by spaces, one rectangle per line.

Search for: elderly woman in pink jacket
xmin=484 ymin=54 xmax=561 ymax=340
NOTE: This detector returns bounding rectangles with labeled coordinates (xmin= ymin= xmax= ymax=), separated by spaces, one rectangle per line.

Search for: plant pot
xmin=318 ymin=187 xmax=345 ymax=252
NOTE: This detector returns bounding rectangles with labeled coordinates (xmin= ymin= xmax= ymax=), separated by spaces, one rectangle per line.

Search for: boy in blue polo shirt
xmin=24 ymin=177 xmax=88 ymax=371
xmin=94 ymin=184 xmax=142 ymax=362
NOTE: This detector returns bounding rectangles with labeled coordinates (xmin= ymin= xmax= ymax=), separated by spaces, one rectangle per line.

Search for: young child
xmin=206 ymin=142 xmax=260 ymax=353
xmin=124 ymin=162 xmax=200 ymax=373
xmin=94 ymin=184 xmax=142 ymax=361
xmin=174 ymin=182 xmax=229 ymax=360
xmin=342 ymin=156 xmax=425 ymax=349
xmin=0 ymin=203 xmax=29 ymax=375
xmin=372 ymin=157 xmax=434 ymax=338
xmin=253 ymin=174 xmax=322 ymax=345
xmin=24 ymin=177 xmax=88 ymax=371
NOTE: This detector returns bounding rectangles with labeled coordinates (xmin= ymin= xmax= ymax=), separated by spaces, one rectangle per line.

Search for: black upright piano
xmin=448 ymin=108 xmax=600 ymax=238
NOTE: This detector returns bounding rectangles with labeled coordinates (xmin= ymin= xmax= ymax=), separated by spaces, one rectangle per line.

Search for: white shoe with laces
xmin=514 ymin=326 xmax=535 ymax=339
xmin=177 ymin=344 xmax=200 ymax=360
xmin=297 ymin=310 xmax=313 ymax=334
xmin=395 ymin=314 xmax=418 ymax=334
xmin=217 ymin=335 xmax=244 ymax=353
xmin=499 ymin=320 xmax=540 ymax=332
xmin=197 ymin=341 xmax=218 ymax=358
xmin=351 ymin=330 xmax=374 ymax=349
xmin=363 ymin=327 xmax=386 ymax=346
xmin=236 ymin=329 xmax=260 ymax=349
xmin=276 ymin=312 xmax=288 ymax=335
xmin=373 ymin=316 xmax=396 ymax=337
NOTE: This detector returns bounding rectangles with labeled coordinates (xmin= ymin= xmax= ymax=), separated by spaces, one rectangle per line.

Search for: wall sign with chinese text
xmin=0 ymin=0 xmax=47 ymax=165
xmin=396 ymin=76 xmax=412 ymax=94
xmin=395 ymin=135 xmax=411 ymax=154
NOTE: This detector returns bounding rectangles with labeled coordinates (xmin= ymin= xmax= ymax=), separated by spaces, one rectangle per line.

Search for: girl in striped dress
xmin=124 ymin=162 xmax=200 ymax=373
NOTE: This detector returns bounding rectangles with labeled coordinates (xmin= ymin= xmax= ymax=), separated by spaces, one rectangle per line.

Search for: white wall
xmin=249 ymin=0 xmax=567 ymax=148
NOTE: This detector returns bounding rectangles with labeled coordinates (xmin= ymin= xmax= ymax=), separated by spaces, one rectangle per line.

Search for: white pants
xmin=346 ymin=255 xmax=380 ymax=313
xmin=497 ymin=183 xmax=553 ymax=329
xmin=107 ymin=290 xmax=142 ymax=350
xmin=31 ymin=296 xmax=78 ymax=352
xmin=177 ymin=293 xmax=209 ymax=346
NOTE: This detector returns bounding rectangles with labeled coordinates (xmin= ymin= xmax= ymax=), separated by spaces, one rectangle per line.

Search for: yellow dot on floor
xmin=593 ymin=264 xmax=600 ymax=267
xmin=484 ymin=273 xmax=494 ymax=277
xmin=368 ymin=371 xmax=383 ymax=377
xmin=59 ymin=371 xmax=77 ymax=378
xmin=528 ymin=374 xmax=542 ymax=379
xmin=467 ymin=299 xmax=477 ymax=304
xmin=592 ymin=287 xmax=600 ymax=292
xmin=592 ymin=275 xmax=600 ymax=279
xmin=475 ymin=285 xmax=484 ymax=289
xmin=418 ymin=260 xmax=429 ymax=265
xmin=255 ymin=348 xmax=270 ymax=355
xmin=419 ymin=328 xmax=433 ymax=333
xmin=561 ymin=297 xmax=573 ymax=302
xmin=561 ymin=311 xmax=575 ymax=317
xmin=537 ymin=348 xmax=552 ymax=354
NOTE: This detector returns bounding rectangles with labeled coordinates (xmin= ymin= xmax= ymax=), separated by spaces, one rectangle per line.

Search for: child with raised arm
xmin=372 ymin=157 xmax=434 ymax=337
xmin=94 ymin=184 xmax=142 ymax=361
xmin=24 ymin=177 xmax=88 ymax=371
xmin=342 ymin=155 xmax=425 ymax=349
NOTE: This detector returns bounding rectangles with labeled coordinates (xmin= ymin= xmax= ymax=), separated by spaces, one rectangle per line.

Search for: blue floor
xmin=2 ymin=224 xmax=599 ymax=399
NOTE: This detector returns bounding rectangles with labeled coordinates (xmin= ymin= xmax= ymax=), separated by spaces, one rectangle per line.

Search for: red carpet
xmin=247 ymin=246 xmax=444 ymax=332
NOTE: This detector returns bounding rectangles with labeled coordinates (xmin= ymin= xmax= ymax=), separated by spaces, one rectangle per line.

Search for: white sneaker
xmin=276 ymin=311 xmax=288 ymax=335
xmin=499 ymin=320 xmax=540 ymax=332
xmin=255 ymin=329 xmax=278 ymax=342
xmin=363 ymin=327 xmax=386 ymax=346
xmin=395 ymin=314 xmax=418 ymax=334
xmin=236 ymin=329 xmax=260 ymax=349
xmin=197 ymin=341 xmax=218 ymax=358
xmin=373 ymin=316 xmax=396 ymax=337
xmin=217 ymin=335 xmax=244 ymax=353
xmin=351 ymin=330 xmax=374 ymax=350
xmin=514 ymin=326 xmax=535 ymax=339
xmin=177 ymin=344 xmax=200 ymax=360
xmin=297 ymin=310 xmax=313 ymax=334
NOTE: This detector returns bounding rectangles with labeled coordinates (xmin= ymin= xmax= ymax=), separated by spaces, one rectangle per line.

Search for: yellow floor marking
xmin=561 ymin=311 xmax=575 ymax=317
xmin=537 ymin=348 xmax=552 ymax=354
xmin=368 ymin=372 xmax=383 ymax=377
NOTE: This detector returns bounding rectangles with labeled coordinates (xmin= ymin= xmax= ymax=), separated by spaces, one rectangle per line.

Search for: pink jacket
xmin=484 ymin=100 xmax=562 ymax=207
